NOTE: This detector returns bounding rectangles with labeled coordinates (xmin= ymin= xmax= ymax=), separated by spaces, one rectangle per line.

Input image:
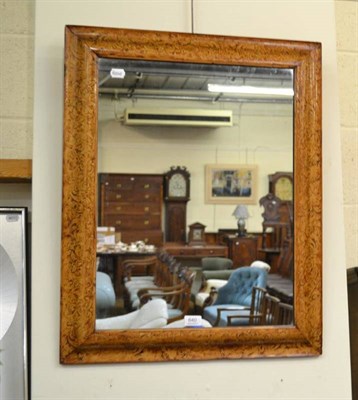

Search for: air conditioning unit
xmin=123 ymin=108 xmax=233 ymax=127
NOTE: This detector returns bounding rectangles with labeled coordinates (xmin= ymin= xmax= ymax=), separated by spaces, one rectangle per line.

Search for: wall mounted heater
xmin=123 ymin=108 xmax=233 ymax=127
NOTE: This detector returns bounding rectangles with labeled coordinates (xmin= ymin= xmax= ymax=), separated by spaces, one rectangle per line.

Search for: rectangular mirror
xmin=61 ymin=25 xmax=322 ymax=363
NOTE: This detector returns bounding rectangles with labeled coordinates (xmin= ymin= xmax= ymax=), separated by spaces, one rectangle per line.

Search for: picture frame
xmin=205 ymin=164 xmax=258 ymax=205
xmin=61 ymin=26 xmax=322 ymax=364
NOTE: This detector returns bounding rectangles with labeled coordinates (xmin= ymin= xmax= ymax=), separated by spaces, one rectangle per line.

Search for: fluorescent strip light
xmin=208 ymin=84 xmax=294 ymax=96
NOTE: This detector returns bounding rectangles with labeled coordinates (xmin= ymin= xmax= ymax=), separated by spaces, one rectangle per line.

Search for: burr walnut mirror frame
xmin=60 ymin=25 xmax=322 ymax=364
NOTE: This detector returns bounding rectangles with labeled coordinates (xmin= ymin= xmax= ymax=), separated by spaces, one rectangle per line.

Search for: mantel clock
xmin=188 ymin=222 xmax=206 ymax=246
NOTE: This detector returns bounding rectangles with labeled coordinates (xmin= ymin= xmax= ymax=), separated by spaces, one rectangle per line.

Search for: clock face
xmin=168 ymin=173 xmax=187 ymax=197
xmin=275 ymin=177 xmax=293 ymax=201
xmin=192 ymin=228 xmax=203 ymax=240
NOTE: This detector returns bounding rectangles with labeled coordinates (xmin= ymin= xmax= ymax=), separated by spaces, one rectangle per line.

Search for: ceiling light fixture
xmin=207 ymin=83 xmax=294 ymax=96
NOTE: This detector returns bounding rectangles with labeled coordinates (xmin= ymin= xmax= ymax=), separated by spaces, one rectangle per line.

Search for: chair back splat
xmin=277 ymin=302 xmax=294 ymax=325
xmin=264 ymin=294 xmax=281 ymax=325
xmin=226 ymin=286 xmax=267 ymax=326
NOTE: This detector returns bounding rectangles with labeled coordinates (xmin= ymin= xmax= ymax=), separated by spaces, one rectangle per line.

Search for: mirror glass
xmin=95 ymin=58 xmax=294 ymax=330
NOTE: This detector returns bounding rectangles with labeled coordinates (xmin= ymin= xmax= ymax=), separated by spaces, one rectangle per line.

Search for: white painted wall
xmin=32 ymin=1 xmax=352 ymax=399
xmin=335 ymin=0 xmax=358 ymax=269
xmin=99 ymin=96 xmax=293 ymax=232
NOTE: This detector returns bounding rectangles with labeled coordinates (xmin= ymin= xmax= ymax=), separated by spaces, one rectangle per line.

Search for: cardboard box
xmin=97 ymin=227 xmax=116 ymax=245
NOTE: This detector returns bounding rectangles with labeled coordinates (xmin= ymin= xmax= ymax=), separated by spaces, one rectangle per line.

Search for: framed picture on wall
xmin=205 ymin=164 xmax=258 ymax=204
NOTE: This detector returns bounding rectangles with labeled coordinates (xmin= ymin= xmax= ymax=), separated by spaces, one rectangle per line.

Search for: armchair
xmin=126 ymin=260 xmax=181 ymax=310
xmin=194 ymin=278 xmax=227 ymax=313
xmin=202 ymin=269 xmax=234 ymax=281
xmin=201 ymin=257 xmax=233 ymax=271
xmin=198 ymin=257 xmax=234 ymax=282
xmin=226 ymin=286 xmax=267 ymax=326
xmin=263 ymin=293 xmax=281 ymax=325
xmin=123 ymin=256 xmax=158 ymax=286
xmin=96 ymin=298 xmax=168 ymax=330
xmin=225 ymin=290 xmax=281 ymax=326
xmin=124 ymin=253 xmax=179 ymax=310
xmin=96 ymin=271 xmax=116 ymax=318
xmin=138 ymin=268 xmax=195 ymax=323
xmin=203 ymin=267 xmax=268 ymax=326
xmin=277 ymin=302 xmax=294 ymax=325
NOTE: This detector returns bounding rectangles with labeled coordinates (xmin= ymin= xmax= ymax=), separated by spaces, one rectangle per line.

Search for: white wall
xmin=335 ymin=0 xmax=358 ymax=269
xmin=32 ymin=1 xmax=352 ymax=399
xmin=99 ymin=96 xmax=293 ymax=232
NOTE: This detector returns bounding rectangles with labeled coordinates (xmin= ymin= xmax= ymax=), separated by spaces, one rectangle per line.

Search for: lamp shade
xmin=232 ymin=205 xmax=250 ymax=219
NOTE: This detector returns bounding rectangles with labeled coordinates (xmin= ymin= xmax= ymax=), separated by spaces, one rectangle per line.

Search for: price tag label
xmin=184 ymin=315 xmax=203 ymax=328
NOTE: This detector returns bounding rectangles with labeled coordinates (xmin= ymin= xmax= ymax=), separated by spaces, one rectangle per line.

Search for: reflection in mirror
xmin=95 ymin=59 xmax=294 ymax=330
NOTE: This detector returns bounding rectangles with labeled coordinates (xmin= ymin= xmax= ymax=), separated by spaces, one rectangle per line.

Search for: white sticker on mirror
xmin=184 ymin=315 xmax=203 ymax=328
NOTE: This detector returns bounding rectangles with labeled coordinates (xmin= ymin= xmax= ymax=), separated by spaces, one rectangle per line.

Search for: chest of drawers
xmin=98 ymin=173 xmax=164 ymax=246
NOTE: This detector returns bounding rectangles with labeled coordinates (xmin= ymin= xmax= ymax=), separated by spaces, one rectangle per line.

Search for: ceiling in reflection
xmin=98 ymin=59 xmax=294 ymax=105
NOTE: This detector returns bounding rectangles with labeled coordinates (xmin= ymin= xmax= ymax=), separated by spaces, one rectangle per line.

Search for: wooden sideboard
xmin=98 ymin=173 xmax=164 ymax=246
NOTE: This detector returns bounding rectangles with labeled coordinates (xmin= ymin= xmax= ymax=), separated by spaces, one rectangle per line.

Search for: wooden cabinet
xmin=224 ymin=235 xmax=258 ymax=267
xmin=165 ymin=202 xmax=187 ymax=242
xmin=98 ymin=173 xmax=164 ymax=246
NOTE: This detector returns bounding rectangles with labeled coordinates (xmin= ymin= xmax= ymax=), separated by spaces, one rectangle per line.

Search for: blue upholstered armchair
xmin=203 ymin=267 xmax=268 ymax=326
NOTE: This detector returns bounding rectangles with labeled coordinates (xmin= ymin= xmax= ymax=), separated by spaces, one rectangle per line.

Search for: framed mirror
xmin=60 ymin=25 xmax=322 ymax=364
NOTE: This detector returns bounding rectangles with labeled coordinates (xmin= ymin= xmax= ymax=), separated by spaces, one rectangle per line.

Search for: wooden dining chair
xmin=264 ymin=293 xmax=281 ymax=325
xmin=277 ymin=302 xmax=294 ymax=325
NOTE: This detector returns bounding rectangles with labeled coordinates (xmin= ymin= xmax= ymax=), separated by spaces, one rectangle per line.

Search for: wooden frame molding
xmin=61 ymin=26 xmax=322 ymax=364
xmin=0 ymin=159 xmax=32 ymax=182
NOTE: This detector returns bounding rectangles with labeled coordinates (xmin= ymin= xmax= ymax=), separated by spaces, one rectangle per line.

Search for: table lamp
xmin=232 ymin=205 xmax=250 ymax=237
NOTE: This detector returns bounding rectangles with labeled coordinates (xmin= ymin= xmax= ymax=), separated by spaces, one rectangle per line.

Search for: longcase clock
xmin=164 ymin=166 xmax=190 ymax=243
xmin=268 ymin=171 xmax=294 ymax=230
xmin=269 ymin=171 xmax=293 ymax=202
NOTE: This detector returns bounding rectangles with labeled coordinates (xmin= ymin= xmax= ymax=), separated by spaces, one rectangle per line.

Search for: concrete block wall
xmin=335 ymin=0 xmax=358 ymax=268
xmin=0 ymin=0 xmax=35 ymax=159
xmin=0 ymin=0 xmax=356 ymax=267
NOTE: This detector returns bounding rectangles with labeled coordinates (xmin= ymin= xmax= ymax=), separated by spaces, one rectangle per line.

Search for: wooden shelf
xmin=0 ymin=159 xmax=32 ymax=182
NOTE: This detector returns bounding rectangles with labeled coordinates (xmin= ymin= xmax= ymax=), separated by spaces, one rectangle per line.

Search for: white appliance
xmin=123 ymin=107 xmax=233 ymax=127
xmin=0 ymin=208 xmax=29 ymax=400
